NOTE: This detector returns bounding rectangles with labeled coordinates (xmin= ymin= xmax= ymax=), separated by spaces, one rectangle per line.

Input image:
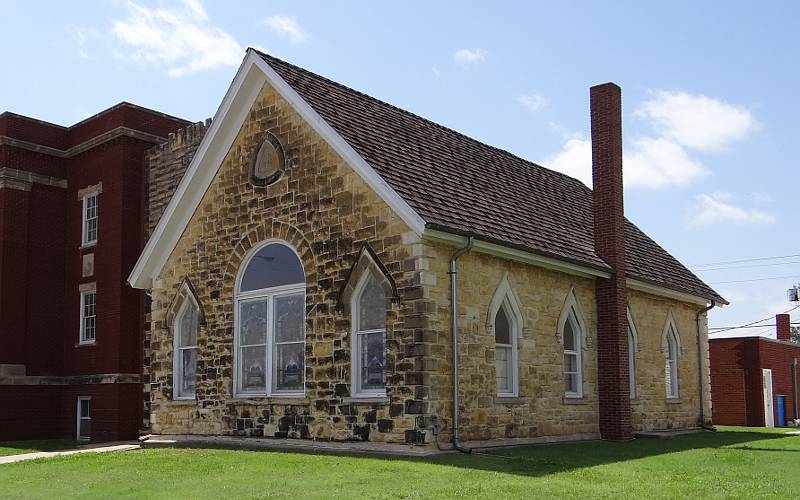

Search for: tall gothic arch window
xmin=235 ymin=241 xmax=306 ymax=397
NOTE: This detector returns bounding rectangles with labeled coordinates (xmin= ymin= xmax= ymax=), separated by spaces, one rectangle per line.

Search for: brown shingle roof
xmin=257 ymin=50 xmax=724 ymax=304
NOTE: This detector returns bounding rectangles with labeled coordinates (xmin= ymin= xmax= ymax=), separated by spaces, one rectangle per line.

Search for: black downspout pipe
xmin=450 ymin=236 xmax=474 ymax=453
xmin=697 ymin=300 xmax=716 ymax=430
xmin=792 ymin=357 xmax=798 ymax=424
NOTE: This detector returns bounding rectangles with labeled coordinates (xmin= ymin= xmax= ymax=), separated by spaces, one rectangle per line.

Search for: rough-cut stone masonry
xmin=144 ymin=79 xmax=711 ymax=445
xmin=147 ymin=82 xmax=430 ymax=443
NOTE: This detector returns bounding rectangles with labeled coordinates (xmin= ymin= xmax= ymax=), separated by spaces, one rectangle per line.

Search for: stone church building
xmin=129 ymin=49 xmax=725 ymax=446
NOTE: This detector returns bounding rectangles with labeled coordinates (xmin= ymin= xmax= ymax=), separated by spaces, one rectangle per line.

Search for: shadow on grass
xmin=0 ymin=440 xmax=79 ymax=456
xmin=428 ymin=429 xmax=797 ymax=477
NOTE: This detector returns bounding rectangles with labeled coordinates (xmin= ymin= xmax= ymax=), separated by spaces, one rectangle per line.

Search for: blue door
xmin=776 ymin=395 xmax=786 ymax=427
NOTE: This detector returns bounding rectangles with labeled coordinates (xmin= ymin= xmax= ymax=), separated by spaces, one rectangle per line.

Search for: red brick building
xmin=0 ymin=104 xmax=189 ymax=441
xmin=710 ymin=314 xmax=800 ymax=427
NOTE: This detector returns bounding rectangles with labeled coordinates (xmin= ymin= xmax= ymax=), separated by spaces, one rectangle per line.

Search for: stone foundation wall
xmin=147 ymin=82 xmax=430 ymax=443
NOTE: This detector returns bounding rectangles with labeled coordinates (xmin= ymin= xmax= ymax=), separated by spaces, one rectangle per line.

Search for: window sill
xmin=80 ymin=242 xmax=97 ymax=250
xmin=562 ymin=395 xmax=589 ymax=405
xmin=342 ymin=396 xmax=390 ymax=405
xmin=229 ymin=396 xmax=310 ymax=405
xmin=495 ymin=396 xmax=526 ymax=405
xmin=666 ymin=397 xmax=682 ymax=404
xmin=170 ymin=398 xmax=197 ymax=405
xmin=75 ymin=341 xmax=96 ymax=348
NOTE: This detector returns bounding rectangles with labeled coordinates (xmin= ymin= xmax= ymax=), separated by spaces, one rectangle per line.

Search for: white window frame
xmin=563 ymin=309 xmax=584 ymax=398
xmin=350 ymin=272 xmax=387 ymax=397
xmin=628 ymin=308 xmax=639 ymax=400
xmin=234 ymin=241 xmax=306 ymax=398
xmin=76 ymin=396 xmax=91 ymax=440
xmin=81 ymin=193 xmax=99 ymax=246
xmin=665 ymin=326 xmax=680 ymax=399
xmin=79 ymin=291 xmax=96 ymax=345
xmin=173 ymin=297 xmax=199 ymax=400
xmin=494 ymin=298 xmax=519 ymax=397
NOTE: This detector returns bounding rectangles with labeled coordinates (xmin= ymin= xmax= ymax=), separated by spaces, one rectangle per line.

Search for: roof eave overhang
xmin=128 ymin=49 xmax=426 ymax=290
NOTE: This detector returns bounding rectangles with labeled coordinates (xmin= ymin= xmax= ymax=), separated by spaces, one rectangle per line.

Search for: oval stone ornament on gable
xmin=250 ymin=132 xmax=285 ymax=187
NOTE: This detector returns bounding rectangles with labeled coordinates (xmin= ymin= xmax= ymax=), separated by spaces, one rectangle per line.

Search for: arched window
xmin=628 ymin=308 xmax=638 ymax=400
xmin=494 ymin=300 xmax=518 ymax=396
xmin=174 ymin=297 xmax=199 ymax=400
xmin=665 ymin=324 xmax=680 ymax=399
xmin=235 ymin=241 xmax=305 ymax=397
xmin=351 ymin=273 xmax=386 ymax=396
xmin=559 ymin=289 xmax=586 ymax=398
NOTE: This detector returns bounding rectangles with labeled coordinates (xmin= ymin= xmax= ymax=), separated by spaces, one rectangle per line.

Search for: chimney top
xmin=776 ymin=313 xmax=791 ymax=341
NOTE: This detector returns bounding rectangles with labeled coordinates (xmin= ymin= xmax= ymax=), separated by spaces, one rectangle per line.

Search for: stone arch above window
xmin=164 ymin=278 xmax=206 ymax=331
xmin=486 ymin=274 xmax=525 ymax=337
xmin=661 ymin=311 xmax=682 ymax=356
xmin=556 ymin=287 xmax=589 ymax=349
xmin=627 ymin=307 xmax=640 ymax=353
xmin=339 ymin=244 xmax=398 ymax=315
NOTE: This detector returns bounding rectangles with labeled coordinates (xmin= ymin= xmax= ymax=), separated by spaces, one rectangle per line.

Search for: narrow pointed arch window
xmin=665 ymin=324 xmax=680 ymax=399
xmin=563 ymin=309 xmax=583 ymax=397
xmin=628 ymin=309 xmax=638 ymax=399
xmin=174 ymin=296 xmax=199 ymax=400
xmin=494 ymin=300 xmax=519 ymax=396
xmin=352 ymin=273 xmax=386 ymax=395
xmin=235 ymin=241 xmax=306 ymax=397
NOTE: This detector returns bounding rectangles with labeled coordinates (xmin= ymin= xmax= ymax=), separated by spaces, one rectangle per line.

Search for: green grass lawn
xmin=0 ymin=440 xmax=79 ymax=457
xmin=0 ymin=427 xmax=797 ymax=499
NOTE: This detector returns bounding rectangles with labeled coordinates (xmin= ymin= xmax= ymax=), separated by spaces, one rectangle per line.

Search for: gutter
xmin=696 ymin=300 xmax=716 ymax=430
xmin=449 ymin=236 xmax=474 ymax=453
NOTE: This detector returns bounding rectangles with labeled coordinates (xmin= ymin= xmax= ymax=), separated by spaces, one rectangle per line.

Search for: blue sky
xmin=3 ymin=1 xmax=799 ymax=337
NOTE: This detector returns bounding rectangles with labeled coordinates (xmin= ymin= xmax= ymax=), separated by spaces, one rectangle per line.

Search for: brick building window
xmin=352 ymin=273 xmax=386 ymax=396
xmin=235 ymin=241 xmax=306 ymax=397
xmin=174 ymin=297 xmax=199 ymax=400
xmin=76 ymin=397 xmax=91 ymax=440
xmin=80 ymin=291 xmax=96 ymax=344
xmin=82 ymin=193 xmax=99 ymax=245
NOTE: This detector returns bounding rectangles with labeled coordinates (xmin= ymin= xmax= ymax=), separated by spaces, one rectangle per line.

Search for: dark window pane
xmin=240 ymin=244 xmax=304 ymax=292
xmin=241 ymin=345 xmax=266 ymax=392
xmin=240 ymin=300 xmax=268 ymax=345
xmin=80 ymin=399 xmax=90 ymax=416
xmin=274 ymin=293 xmax=305 ymax=343
xmin=181 ymin=348 xmax=197 ymax=395
xmin=358 ymin=276 xmax=385 ymax=330
xmin=360 ymin=331 xmax=385 ymax=390
xmin=564 ymin=315 xmax=577 ymax=351
xmin=179 ymin=303 xmax=198 ymax=346
xmin=79 ymin=419 xmax=91 ymax=439
xmin=495 ymin=306 xmax=511 ymax=344
xmin=275 ymin=343 xmax=304 ymax=392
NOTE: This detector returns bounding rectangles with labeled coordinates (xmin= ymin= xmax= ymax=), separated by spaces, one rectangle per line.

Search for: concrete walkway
xmin=0 ymin=442 xmax=140 ymax=465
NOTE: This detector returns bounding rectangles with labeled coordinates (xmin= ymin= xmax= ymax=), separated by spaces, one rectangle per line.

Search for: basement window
xmin=77 ymin=397 xmax=91 ymax=440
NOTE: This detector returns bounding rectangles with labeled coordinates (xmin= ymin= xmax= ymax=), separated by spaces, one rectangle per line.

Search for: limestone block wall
xmin=146 ymin=82 xmax=430 ymax=443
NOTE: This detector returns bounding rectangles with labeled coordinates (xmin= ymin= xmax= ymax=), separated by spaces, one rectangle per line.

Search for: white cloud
xmin=751 ymin=191 xmax=772 ymax=204
xmin=259 ymin=15 xmax=308 ymax=44
xmin=68 ymin=25 xmax=102 ymax=59
xmin=542 ymin=90 xmax=754 ymax=189
xmin=517 ymin=94 xmax=547 ymax=113
xmin=689 ymin=192 xmax=775 ymax=227
xmin=453 ymin=48 xmax=486 ymax=65
xmin=111 ymin=0 xmax=244 ymax=77
xmin=635 ymin=90 xmax=756 ymax=152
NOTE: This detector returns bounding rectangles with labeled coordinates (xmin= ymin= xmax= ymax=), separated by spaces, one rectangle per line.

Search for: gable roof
xmin=129 ymin=49 xmax=723 ymax=305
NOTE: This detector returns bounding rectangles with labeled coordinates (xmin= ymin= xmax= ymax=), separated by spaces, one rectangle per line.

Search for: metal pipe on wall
xmin=449 ymin=236 xmax=474 ymax=453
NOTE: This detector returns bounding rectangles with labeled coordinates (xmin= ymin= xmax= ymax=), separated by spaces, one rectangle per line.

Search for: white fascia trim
xmin=129 ymin=50 xmax=426 ymax=289
xmin=129 ymin=52 xmax=268 ymax=289
xmin=626 ymin=278 xmax=713 ymax=307
xmin=423 ymin=229 xmax=612 ymax=280
xmin=250 ymin=54 xmax=426 ymax=236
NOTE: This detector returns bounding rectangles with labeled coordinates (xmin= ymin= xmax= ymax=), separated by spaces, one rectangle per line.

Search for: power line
xmin=694 ymin=260 xmax=800 ymax=272
xmin=706 ymin=275 xmax=800 ymax=285
xmin=691 ymin=253 xmax=800 ymax=268
xmin=708 ymin=305 xmax=800 ymax=334
xmin=709 ymin=322 xmax=800 ymax=331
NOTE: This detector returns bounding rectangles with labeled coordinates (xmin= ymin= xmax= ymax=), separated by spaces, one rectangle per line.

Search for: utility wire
xmin=694 ymin=260 xmax=800 ymax=272
xmin=709 ymin=322 xmax=800 ymax=331
xmin=691 ymin=253 xmax=800 ymax=268
xmin=706 ymin=275 xmax=800 ymax=285
xmin=709 ymin=305 xmax=800 ymax=334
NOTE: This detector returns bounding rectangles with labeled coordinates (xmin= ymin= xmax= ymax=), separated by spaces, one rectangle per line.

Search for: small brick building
xmin=710 ymin=314 xmax=799 ymax=427
xmin=129 ymin=50 xmax=726 ymax=446
xmin=0 ymin=104 xmax=190 ymax=441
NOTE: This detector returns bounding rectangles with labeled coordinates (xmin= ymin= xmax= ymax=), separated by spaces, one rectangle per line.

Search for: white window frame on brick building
xmin=173 ymin=295 xmax=200 ymax=400
xmin=558 ymin=288 xmax=587 ymax=399
xmin=81 ymin=192 xmax=99 ymax=246
xmin=488 ymin=276 xmax=523 ymax=398
xmin=76 ymin=396 xmax=91 ymax=440
xmin=350 ymin=272 xmax=387 ymax=397
xmin=663 ymin=312 xmax=681 ymax=399
xmin=234 ymin=240 xmax=306 ymax=398
xmin=628 ymin=308 xmax=639 ymax=399
xmin=79 ymin=289 xmax=96 ymax=345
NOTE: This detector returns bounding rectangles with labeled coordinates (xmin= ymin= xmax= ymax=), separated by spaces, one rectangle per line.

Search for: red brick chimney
xmin=776 ymin=313 xmax=791 ymax=341
xmin=590 ymin=83 xmax=632 ymax=440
